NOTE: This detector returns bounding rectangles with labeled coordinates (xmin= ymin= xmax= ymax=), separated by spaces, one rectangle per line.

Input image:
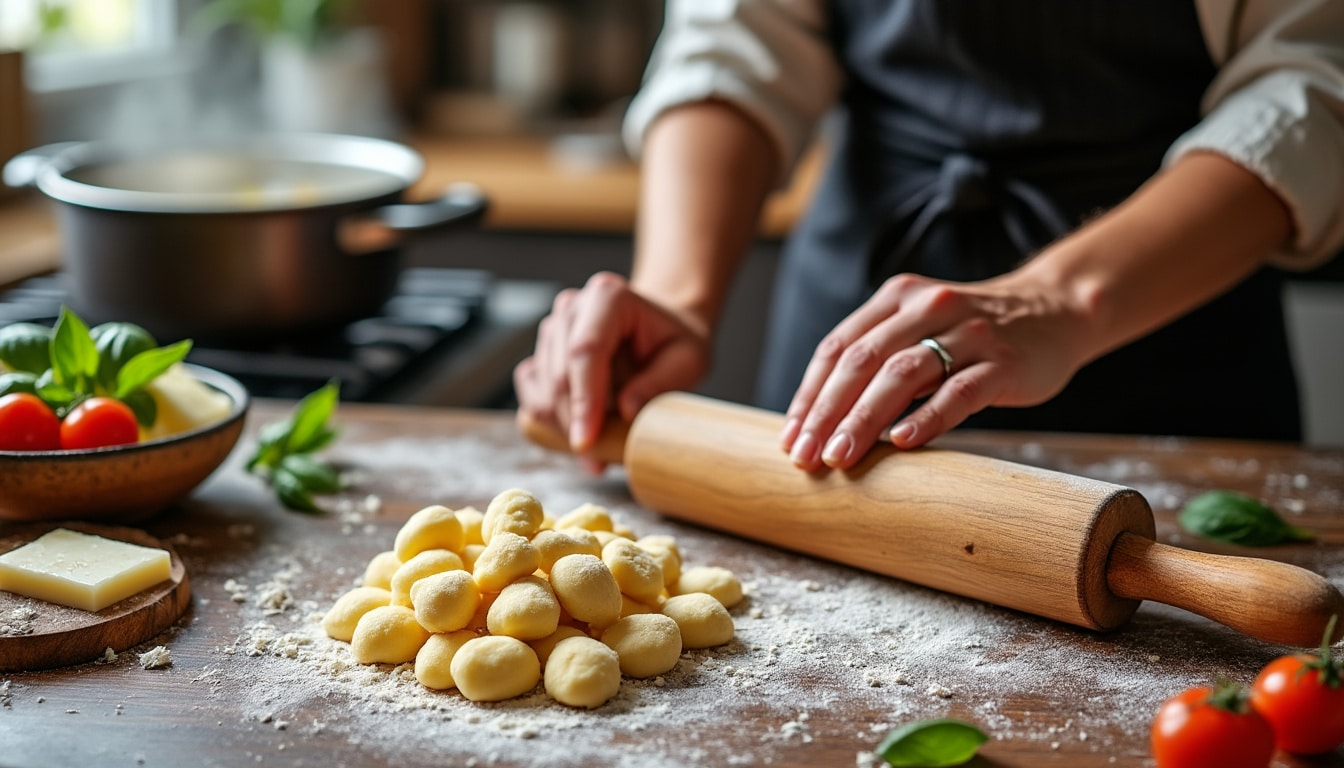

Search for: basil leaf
xmin=247 ymin=420 xmax=293 ymax=471
xmin=0 ymin=372 xmax=38 ymax=397
xmin=279 ymin=453 xmax=343 ymax=493
xmin=50 ymin=307 xmax=99 ymax=391
xmin=877 ymin=719 xmax=988 ymax=768
xmin=285 ymin=381 xmax=340 ymax=454
xmin=0 ymin=323 xmax=53 ymax=373
xmin=1178 ymin=490 xmax=1314 ymax=547
xmin=93 ymin=322 xmax=158 ymax=390
xmin=34 ymin=368 xmax=76 ymax=409
xmin=271 ymin=466 xmax=324 ymax=514
xmin=246 ymin=382 xmax=343 ymax=513
xmin=121 ymin=388 xmax=158 ymax=429
xmin=113 ymin=340 xmax=193 ymax=398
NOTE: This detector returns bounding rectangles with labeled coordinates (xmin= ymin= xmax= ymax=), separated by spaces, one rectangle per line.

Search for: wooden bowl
xmin=0 ymin=365 xmax=249 ymax=523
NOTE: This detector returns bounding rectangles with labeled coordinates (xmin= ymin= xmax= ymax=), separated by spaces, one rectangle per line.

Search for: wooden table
xmin=2 ymin=401 xmax=1342 ymax=768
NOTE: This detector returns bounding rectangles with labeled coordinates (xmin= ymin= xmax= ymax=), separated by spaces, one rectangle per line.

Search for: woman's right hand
xmin=513 ymin=271 xmax=713 ymax=471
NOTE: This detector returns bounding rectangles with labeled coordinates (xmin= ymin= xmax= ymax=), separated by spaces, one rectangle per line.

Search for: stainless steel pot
xmin=3 ymin=133 xmax=489 ymax=341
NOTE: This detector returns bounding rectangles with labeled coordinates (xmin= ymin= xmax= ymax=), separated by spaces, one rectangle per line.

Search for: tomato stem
xmin=1310 ymin=614 xmax=1342 ymax=689
xmin=1206 ymin=679 xmax=1254 ymax=713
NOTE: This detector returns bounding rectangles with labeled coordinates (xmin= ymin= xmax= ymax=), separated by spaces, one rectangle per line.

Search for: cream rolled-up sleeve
xmin=1167 ymin=0 xmax=1344 ymax=268
xmin=622 ymin=0 xmax=842 ymax=186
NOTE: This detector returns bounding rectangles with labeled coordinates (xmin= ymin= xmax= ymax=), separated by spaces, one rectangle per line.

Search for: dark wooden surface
xmin=1 ymin=400 xmax=1342 ymax=768
xmin=0 ymin=523 xmax=190 ymax=673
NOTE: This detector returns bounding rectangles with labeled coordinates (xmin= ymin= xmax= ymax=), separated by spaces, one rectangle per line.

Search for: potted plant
xmin=193 ymin=0 xmax=397 ymax=136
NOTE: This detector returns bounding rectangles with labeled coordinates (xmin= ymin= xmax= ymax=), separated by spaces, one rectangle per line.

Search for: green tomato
xmin=92 ymin=322 xmax=158 ymax=391
xmin=0 ymin=323 xmax=53 ymax=374
xmin=0 ymin=371 xmax=39 ymax=397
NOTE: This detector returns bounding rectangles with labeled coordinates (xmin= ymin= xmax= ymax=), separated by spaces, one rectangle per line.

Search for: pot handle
xmin=2 ymin=141 xmax=83 ymax=188
xmin=338 ymin=182 xmax=490 ymax=255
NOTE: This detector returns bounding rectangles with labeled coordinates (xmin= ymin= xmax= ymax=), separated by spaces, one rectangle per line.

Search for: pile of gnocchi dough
xmin=322 ymin=488 xmax=743 ymax=708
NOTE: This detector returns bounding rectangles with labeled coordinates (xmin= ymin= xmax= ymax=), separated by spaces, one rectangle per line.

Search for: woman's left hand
xmin=779 ymin=270 xmax=1094 ymax=470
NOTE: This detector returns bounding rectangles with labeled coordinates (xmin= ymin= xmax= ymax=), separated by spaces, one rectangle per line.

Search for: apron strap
xmin=866 ymin=152 xmax=1073 ymax=284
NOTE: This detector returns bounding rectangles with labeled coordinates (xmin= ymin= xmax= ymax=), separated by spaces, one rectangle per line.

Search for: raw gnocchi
xmin=544 ymin=636 xmax=621 ymax=709
xmin=322 ymin=488 xmax=741 ymax=708
xmin=450 ymin=635 xmax=541 ymax=702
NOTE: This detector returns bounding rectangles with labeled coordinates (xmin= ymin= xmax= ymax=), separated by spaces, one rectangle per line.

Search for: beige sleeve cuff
xmin=1167 ymin=71 xmax=1344 ymax=271
xmin=621 ymin=0 xmax=841 ymax=187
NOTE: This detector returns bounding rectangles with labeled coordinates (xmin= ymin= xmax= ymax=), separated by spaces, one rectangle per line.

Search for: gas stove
xmin=0 ymin=268 xmax=558 ymax=407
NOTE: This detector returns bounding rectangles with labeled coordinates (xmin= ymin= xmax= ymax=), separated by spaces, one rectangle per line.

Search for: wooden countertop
xmin=407 ymin=133 xmax=820 ymax=236
xmin=2 ymin=401 xmax=1342 ymax=767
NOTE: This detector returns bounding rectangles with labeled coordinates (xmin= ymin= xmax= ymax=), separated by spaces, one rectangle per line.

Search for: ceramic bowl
xmin=0 ymin=365 xmax=249 ymax=523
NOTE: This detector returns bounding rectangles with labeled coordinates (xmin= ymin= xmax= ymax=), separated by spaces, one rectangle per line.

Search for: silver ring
xmin=919 ymin=337 xmax=953 ymax=380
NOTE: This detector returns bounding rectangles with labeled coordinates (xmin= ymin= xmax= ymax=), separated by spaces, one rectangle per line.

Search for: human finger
xmin=536 ymin=290 xmax=579 ymax=434
xmin=787 ymin=327 xmax=902 ymax=470
xmin=615 ymin=337 xmax=704 ymax=423
xmin=562 ymin=273 xmax=633 ymax=451
xmin=889 ymin=359 xmax=1005 ymax=449
xmin=779 ymin=280 xmax=917 ymax=451
xmin=513 ymin=356 xmax=547 ymax=421
xmin=789 ymin=288 xmax=967 ymax=469
xmin=817 ymin=335 xmax=954 ymax=469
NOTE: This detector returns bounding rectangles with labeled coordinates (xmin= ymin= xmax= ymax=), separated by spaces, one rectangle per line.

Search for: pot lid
xmin=28 ymin=133 xmax=423 ymax=213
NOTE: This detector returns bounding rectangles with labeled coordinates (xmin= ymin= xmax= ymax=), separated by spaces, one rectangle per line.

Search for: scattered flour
xmin=16 ymin=425 xmax=1318 ymax=766
xmin=138 ymin=646 xmax=171 ymax=670
xmin=197 ymin=533 xmax=1304 ymax=766
xmin=1 ymin=604 xmax=38 ymax=637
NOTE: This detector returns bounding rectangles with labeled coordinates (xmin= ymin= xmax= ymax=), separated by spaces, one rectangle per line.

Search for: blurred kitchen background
xmin=0 ymin=0 xmax=1340 ymax=444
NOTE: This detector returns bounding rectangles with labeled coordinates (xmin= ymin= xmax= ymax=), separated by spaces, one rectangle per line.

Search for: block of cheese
xmin=0 ymin=528 xmax=172 ymax=612
xmin=139 ymin=363 xmax=234 ymax=442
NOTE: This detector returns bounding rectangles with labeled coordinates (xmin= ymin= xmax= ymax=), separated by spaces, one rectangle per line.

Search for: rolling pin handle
xmin=1106 ymin=532 xmax=1344 ymax=648
xmin=516 ymin=409 xmax=629 ymax=466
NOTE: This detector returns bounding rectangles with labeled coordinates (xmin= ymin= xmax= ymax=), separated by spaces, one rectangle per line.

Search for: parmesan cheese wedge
xmin=139 ymin=363 xmax=234 ymax=442
xmin=0 ymin=529 xmax=171 ymax=612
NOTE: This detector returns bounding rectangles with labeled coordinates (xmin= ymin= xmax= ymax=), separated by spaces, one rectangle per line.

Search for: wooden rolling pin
xmin=521 ymin=392 xmax=1344 ymax=647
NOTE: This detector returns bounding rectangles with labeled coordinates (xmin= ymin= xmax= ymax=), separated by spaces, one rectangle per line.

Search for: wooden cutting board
xmin=0 ymin=522 xmax=190 ymax=672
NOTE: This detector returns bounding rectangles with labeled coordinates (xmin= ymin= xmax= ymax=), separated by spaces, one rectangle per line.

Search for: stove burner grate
xmin=0 ymin=268 xmax=495 ymax=402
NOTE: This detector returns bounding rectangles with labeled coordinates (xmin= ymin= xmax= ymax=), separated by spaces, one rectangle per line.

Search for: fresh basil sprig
xmin=1178 ymin=490 xmax=1314 ymax=547
xmin=246 ymin=381 xmax=343 ymax=514
xmin=876 ymin=718 xmax=988 ymax=768
xmin=0 ymin=307 xmax=191 ymax=425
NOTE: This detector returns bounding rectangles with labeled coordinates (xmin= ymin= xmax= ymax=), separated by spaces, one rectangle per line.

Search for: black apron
xmin=755 ymin=0 xmax=1302 ymax=441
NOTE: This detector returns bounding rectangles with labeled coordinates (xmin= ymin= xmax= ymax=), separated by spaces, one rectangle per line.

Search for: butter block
xmin=0 ymin=529 xmax=171 ymax=612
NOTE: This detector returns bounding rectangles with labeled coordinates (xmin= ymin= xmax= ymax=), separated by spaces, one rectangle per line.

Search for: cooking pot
xmin=3 ymin=133 xmax=489 ymax=341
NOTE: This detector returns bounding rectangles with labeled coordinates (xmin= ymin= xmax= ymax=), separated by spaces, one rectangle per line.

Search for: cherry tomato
xmin=1251 ymin=616 xmax=1344 ymax=754
xmin=59 ymin=397 xmax=140 ymax=450
xmin=0 ymin=392 xmax=61 ymax=451
xmin=1151 ymin=682 xmax=1275 ymax=768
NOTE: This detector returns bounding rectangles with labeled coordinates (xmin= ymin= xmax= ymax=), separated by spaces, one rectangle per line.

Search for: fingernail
xmin=779 ymin=418 xmax=801 ymax=450
xmin=790 ymin=431 xmax=818 ymax=467
xmin=890 ymin=422 xmax=916 ymax=446
xmin=569 ymin=421 xmax=588 ymax=450
xmin=822 ymin=432 xmax=853 ymax=465
xmin=619 ymin=392 xmax=646 ymax=423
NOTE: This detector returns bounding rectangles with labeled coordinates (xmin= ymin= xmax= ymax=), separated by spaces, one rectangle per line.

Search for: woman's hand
xmin=514 ymin=271 xmax=713 ymax=472
xmin=779 ymin=270 xmax=1094 ymax=471
xmin=779 ymin=152 xmax=1293 ymax=472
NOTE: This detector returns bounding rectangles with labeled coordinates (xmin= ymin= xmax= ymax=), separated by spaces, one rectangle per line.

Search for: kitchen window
xmin=0 ymin=0 xmax=188 ymax=93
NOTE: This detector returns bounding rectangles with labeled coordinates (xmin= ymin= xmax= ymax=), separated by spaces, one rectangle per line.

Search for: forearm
xmin=1013 ymin=151 xmax=1294 ymax=365
xmin=632 ymin=100 xmax=779 ymax=337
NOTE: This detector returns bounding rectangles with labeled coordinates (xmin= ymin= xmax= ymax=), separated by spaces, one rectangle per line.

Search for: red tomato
xmin=0 ymin=393 xmax=61 ymax=451
xmin=1151 ymin=682 xmax=1276 ymax=768
xmin=1251 ymin=619 xmax=1344 ymax=754
xmin=60 ymin=397 xmax=140 ymax=450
